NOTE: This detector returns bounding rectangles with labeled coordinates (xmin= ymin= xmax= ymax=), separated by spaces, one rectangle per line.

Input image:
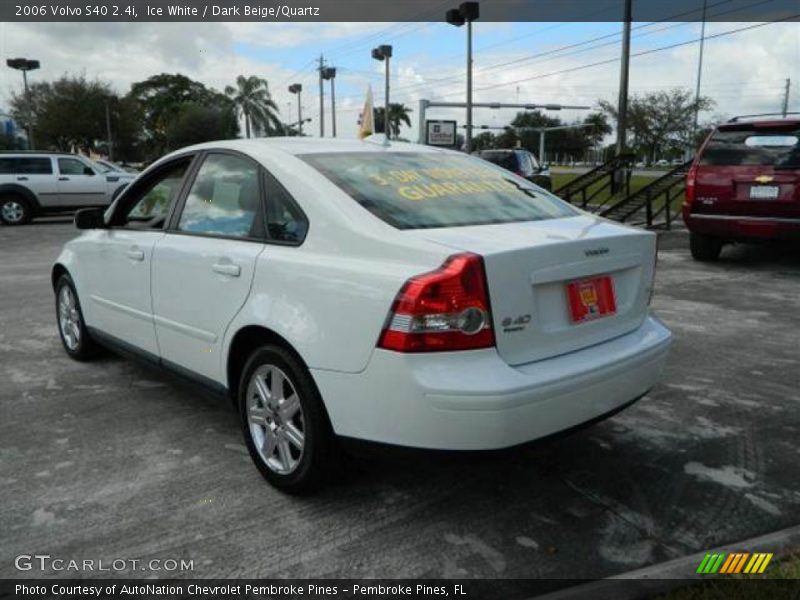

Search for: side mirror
xmin=83 ymin=166 xmax=95 ymax=176
xmin=75 ymin=207 xmax=106 ymax=230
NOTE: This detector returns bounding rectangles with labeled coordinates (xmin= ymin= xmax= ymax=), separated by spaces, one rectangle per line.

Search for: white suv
xmin=0 ymin=152 xmax=135 ymax=225
xmin=52 ymin=138 xmax=671 ymax=492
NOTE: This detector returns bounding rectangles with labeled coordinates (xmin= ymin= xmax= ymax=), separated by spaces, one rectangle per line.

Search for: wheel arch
xmin=51 ymin=263 xmax=70 ymax=291
xmin=0 ymin=184 xmax=41 ymax=213
xmin=226 ymin=325 xmax=313 ymax=405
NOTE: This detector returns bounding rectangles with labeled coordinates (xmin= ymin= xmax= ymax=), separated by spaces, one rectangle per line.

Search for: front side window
xmin=300 ymin=152 xmax=576 ymax=230
xmin=120 ymin=161 xmax=190 ymax=228
xmin=177 ymin=154 xmax=261 ymax=239
xmin=58 ymin=157 xmax=92 ymax=176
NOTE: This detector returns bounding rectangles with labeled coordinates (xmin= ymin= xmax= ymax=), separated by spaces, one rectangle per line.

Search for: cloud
xmin=1 ymin=20 xmax=797 ymax=142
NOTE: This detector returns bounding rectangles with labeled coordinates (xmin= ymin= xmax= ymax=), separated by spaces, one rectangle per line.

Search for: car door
xmin=56 ymin=156 xmax=108 ymax=207
xmin=151 ymin=151 xmax=267 ymax=384
xmin=83 ymin=157 xmax=194 ymax=357
xmin=1 ymin=156 xmax=58 ymax=205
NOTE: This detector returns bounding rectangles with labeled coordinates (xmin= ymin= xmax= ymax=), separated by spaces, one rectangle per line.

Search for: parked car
xmin=474 ymin=149 xmax=552 ymax=190
xmin=0 ymin=152 xmax=136 ymax=225
xmin=53 ymin=138 xmax=671 ymax=492
xmin=683 ymin=115 xmax=800 ymax=260
xmin=93 ymin=158 xmax=140 ymax=175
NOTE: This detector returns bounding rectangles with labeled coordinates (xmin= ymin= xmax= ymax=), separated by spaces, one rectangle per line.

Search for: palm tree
xmin=225 ymin=75 xmax=282 ymax=138
xmin=374 ymin=103 xmax=413 ymax=140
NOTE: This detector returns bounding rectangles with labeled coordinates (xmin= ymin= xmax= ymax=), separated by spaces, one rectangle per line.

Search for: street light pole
xmin=288 ymin=83 xmax=303 ymax=135
xmin=318 ymin=54 xmax=325 ymax=137
xmin=446 ymin=2 xmax=480 ymax=153
xmin=371 ymin=45 xmax=392 ymax=142
xmin=6 ymin=57 xmax=40 ymax=150
xmin=613 ymin=0 xmax=632 ymax=193
xmin=321 ymin=67 xmax=337 ymax=137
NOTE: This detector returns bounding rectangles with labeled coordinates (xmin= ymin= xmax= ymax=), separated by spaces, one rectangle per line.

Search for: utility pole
xmin=614 ymin=0 xmax=632 ymax=193
xmin=615 ymin=0 xmax=632 ymax=158
xmin=318 ymin=54 xmax=325 ymax=137
xmin=105 ymin=100 xmax=113 ymax=161
xmin=782 ymin=78 xmax=791 ymax=117
xmin=321 ymin=67 xmax=337 ymax=137
xmin=691 ymin=0 xmax=708 ymax=156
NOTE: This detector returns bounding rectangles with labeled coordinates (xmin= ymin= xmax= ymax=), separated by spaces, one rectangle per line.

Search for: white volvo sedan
xmin=53 ymin=138 xmax=671 ymax=492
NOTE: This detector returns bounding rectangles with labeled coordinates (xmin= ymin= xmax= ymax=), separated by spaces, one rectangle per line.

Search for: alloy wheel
xmin=58 ymin=286 xmax=81 ymax=351
xmin=1 ymin=200 xmax=24 ymax=224
xmin=246 ymin=364 xmax=306 ymax=475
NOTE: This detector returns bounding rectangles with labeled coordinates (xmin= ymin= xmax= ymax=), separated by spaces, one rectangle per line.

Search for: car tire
xmin=0 ymin=195 xmax=33 ymax=225
xmin=238 ymin=345 xmax=337 ymax=493
xmin=55 ymin=275 xmax=100 ymax=361
xmin=690 ymin=232 xmax=723 ymax=261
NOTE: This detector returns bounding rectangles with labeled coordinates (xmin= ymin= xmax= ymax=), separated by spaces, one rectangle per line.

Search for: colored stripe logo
xmin=696 ymin=552 xmax=773 ymax=574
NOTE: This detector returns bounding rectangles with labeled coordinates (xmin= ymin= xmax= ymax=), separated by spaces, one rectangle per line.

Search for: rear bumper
xmin=312 ymin=315 xmax=671 ymax=450
xmin=683 ymin=210 xmax=800 ymax=240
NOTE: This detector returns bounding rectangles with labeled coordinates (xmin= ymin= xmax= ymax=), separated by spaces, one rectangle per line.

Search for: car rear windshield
xmin=299 ymin=152 xmax=575 ymax=230
xmin=699 ymin=127 xmax=800 ymax=167
xmin=478 ymin=151 xmax=518 ymax=171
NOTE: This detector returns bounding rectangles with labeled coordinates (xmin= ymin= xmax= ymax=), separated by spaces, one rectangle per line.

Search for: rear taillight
xmin=685 ymin=163 xmax=698 ymax=205
xmin=378 ymin=253 xmax=495 ymax=352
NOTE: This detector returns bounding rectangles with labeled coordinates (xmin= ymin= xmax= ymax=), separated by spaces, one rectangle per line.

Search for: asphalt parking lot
xmin=1 ymin=219 xmax=799 ymax=581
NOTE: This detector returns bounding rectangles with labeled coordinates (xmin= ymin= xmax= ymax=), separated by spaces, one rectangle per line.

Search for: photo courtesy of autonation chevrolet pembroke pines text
xmin=1 ymin=0 xmax=799 ymax=598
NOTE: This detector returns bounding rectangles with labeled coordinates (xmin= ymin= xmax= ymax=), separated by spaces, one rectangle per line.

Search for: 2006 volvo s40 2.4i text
xmin=53 ymin=138 xmax=672 ymax=492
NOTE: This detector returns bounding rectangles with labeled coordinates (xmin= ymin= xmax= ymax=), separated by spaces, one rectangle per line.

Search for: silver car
xmin=0 ymin=152 xmax=136 ymax=225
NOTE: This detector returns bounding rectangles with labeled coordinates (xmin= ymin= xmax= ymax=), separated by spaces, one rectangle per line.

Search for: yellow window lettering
xmin=398 ymin=186 xmax=425 ymax=201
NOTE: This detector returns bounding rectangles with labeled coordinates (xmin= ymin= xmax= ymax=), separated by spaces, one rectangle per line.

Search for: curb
xmin=533 ymin=524 xmax=800 ymax=600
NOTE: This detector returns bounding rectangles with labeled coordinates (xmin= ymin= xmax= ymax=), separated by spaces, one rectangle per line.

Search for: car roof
xmin=0 ymin=151 xmax=77 ymax=156
xmin=178 ymin=136 xmax=452 ymax=158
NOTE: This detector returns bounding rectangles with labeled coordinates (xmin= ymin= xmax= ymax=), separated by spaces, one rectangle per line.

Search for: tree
xmin=471 ymin=131 xmax=497 ymax=151
xmin=225 ymin=75 xmax=282 ymax=138
xmin=599 ymin=89 xmax=714 ymax=162
xmin=165 ymin=103 xmax=239 ymax=148
xmin=10 ymin=75 xmax=117 ymax=153
xmin=128 ymin=73 xmax=231 ymax=155
xmin=373 ymin=103 xmax=413 ymax=139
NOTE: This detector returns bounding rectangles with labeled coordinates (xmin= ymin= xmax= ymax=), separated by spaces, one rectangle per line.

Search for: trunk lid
xmin=411 ymin=215 xmax=656 ymax=366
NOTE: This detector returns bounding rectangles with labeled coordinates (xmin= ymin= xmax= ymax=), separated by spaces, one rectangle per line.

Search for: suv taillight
xmin=377 ymin=253 xmax=495 ymax=352
xmin=685 ymin=163 xmax=699 ymax=205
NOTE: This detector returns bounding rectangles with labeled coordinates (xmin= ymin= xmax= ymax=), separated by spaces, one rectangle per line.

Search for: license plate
xmin=750 ymin=185 xmax=779 ymax=200
xmin=566 ymin=276 xmax=617 ymax=323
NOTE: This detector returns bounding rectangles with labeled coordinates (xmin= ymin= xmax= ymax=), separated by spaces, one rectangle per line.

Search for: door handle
xmin=126 ymin=247 xmax=145 ymax=261
xmin=212 ymin=262 xmax=241 ymax=277
xmin=16 ymin=176 xmax=28 ymax=181
xmin=59 ymin=177 xmax=69 ymax=181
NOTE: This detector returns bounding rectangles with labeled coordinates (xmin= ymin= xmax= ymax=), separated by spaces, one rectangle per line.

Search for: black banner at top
xmin=3 ymin=0 xmax=800 ymax=22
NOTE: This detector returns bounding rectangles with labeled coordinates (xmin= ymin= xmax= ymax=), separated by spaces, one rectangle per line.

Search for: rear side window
xmin=700 ymin=127 xmax=800 ymax=167
xmin=300 ymin=152 xmax=576 ymax=230
xmin=0 ymin=157 xmax=53 ymax=174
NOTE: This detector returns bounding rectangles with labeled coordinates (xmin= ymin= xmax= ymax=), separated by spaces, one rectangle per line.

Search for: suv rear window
xmin=300 ymin=152 xmax=575 ymax=230
xmin=478 ymin=151 xmax=518 ymax=171
xmin=700 ymin=127 xmax=800 ymax=167
xmin=0 ymin=157 xmax=53 ymax=174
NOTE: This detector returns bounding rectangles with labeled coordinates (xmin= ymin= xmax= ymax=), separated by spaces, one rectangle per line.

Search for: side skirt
xmin=87 ymin=326 xmax=230 ymax=401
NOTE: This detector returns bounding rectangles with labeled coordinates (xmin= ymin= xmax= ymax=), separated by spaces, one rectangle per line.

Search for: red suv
xmin=683 ymin=114 xmax=800 ymax=260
